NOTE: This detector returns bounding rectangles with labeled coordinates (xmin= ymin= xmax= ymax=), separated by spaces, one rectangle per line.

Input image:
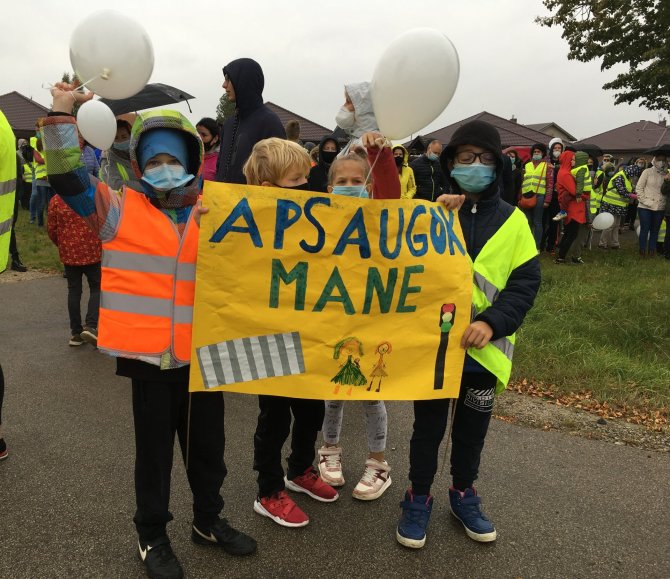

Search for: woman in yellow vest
xmin=41 ymin=82 xmax=256 ymax=579
xmin=520 ymin=142 xmax=551 ymax=248
xmin=598 ymin=165 xmax=642 ymax=249
xmin=396 ymin=120 xmax=540 ymax=550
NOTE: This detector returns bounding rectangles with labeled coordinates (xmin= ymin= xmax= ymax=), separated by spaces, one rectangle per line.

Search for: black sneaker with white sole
xmin=192 ymin=518 xmax=257 ymax=556
xmin=69 ymin=334 xmax=85 ymax=347
xmin=138 ymin=538 xmax=183 ymax=579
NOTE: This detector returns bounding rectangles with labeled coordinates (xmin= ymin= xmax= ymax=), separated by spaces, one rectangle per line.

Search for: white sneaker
xmin=352 ymin=458 xmax=392 ymax=501
xmin=317 ymin=445 xmax=345 ymax=487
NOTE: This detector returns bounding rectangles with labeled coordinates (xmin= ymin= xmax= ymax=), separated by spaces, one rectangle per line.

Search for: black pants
xmin=541 ymin=195 xmax=560 ymax=251
xmin=409 ymin=371 xmax=497 ymax=495
xmin=64 ymin=262 xmax=101 ymax=335
xmin=557 ymin=220 xmax=582 ymax=259
xmin=253 ymin=395 xmax=325 ymax=498
xmin=132 ymin=378 xmax=226 ymax=542
xmin=9 ymin=189 xmax=19 ymax=260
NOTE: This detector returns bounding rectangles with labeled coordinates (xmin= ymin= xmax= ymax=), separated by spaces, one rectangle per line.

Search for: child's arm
xmin=361 ymin=132 xmax=400 ymax=200
xmin=41 ymin=83 xmax=122 ymax=241
xmin=574 ymin=167 xmax=586 ymax=200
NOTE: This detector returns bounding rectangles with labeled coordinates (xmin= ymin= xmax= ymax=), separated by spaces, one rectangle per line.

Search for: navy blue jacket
xmin=215 ymin=58 xmax=285 ymax=183
xmin=410 ymin=154 xmax=447 ymax=201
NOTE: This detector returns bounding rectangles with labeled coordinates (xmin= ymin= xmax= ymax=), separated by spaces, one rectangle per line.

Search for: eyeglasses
xmin=455 ymin=151 xmax=497 ymax=165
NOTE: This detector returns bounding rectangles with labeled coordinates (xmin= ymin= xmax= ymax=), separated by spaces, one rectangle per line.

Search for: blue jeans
xmin=637 ymin=208 xmax=664 ymax=253
xmin=29 ymin=184 xmax=49 ymax=225
xmin=524 ymin=194 xmax=545 ymax=248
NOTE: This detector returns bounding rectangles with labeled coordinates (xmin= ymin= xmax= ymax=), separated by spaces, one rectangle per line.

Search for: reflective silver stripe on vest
xmin=491 ymin=337 xmax=514 ymax=361
xmin=474 ymin=271 xmax=499 ymax=304
xmin=0 ymin=217 xmax=12 ymax=235
xmin=101 ymin=291 xmax=193 ymax=322
xmin=102 ymin=249 xmax=196 ymax=281
xmin=0 ymin=179 xmax=16 ymax=196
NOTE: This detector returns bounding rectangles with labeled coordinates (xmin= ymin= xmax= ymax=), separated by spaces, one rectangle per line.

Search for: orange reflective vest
xmin=98 ymin=187 xmax=199 ymax=363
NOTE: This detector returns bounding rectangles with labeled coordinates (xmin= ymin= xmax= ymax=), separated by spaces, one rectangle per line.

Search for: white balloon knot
xmin=100 ymin=68 xmax=111 ymax=80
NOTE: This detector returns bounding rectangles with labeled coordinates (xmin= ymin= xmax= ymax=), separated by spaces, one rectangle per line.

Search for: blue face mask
xmin=141 ymin=164 xmax=194 ymax=191
xmin=331 ymin=185 xmax=369 ymax=198
xmin=113 ymin=139 xmax=130 ymax=153
xmin=426 ymin=152 xmax=439 ymax=161
xmin=450 ymin=164 xmax=496 ymax=193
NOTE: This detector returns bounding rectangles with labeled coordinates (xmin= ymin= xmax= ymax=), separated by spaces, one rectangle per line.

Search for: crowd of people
xmin=0 ymin=55 xmax=665 ymax=579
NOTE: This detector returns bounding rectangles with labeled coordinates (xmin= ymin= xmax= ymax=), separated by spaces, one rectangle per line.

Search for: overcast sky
xmin=1 ymin=0 xmax=660 ymax=141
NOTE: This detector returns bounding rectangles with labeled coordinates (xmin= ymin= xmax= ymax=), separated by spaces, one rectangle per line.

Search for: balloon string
xmin=41 ymin=73 xmax=101 ymax=93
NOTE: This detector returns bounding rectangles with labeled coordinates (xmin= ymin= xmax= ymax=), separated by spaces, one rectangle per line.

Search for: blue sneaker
xmin=449 ymin=487 xmax=497 ymax=542
xmin=396 ymin=490 xmax=433 ymax=549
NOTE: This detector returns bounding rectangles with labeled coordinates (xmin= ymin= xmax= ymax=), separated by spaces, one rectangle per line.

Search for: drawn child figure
xmin=317 ymin=131 xmax=400 ymax=501
xmin=331 ymin=337 xmax=367 ymax=394
xmin=368 ymin=341 xmax=392 ymax=393
xmin=243 ymin=138 xmax=339 ymax=529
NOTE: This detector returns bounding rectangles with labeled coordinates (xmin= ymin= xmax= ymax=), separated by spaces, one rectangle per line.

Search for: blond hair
xmin=327 ymin=152 xmax=371 ymax=185
xmin=243 ymin=138 xmax=311 ymax=185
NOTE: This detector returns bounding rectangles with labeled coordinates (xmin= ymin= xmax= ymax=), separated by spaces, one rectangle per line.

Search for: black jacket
xmin=215 ymin=58 xmax=285 ymax=183
xmin=308 ymin=135 xmax=341 ymax=193
xmin=441 ymin=120 xmax=540 ymax=344
xmin=409 ymin=154 xmax=447 ymax=201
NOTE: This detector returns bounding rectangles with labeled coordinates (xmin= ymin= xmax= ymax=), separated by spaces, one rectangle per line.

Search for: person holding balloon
xmin=40 ymin=82 xmax=257 ymax=579
xmin=396 ymin=120 xmax=540 ymax=550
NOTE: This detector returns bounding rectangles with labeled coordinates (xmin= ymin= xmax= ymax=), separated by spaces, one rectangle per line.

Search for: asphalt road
xmin=1 ymin=276 xmax=668 ymax=579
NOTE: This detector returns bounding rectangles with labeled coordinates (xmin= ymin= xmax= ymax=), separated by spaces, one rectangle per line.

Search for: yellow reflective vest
xmin=590 ymin=169 xmax=604 ymax=215
xmin=602 ymin=169 xmax=631 ymax=208
xmin=467 ymin=208 xmax=538 ymax=393
xmin=521 ymin=161 xmax=548 ymax=195
xmin=570 ymin=166 xmax=592 ymax=193
xmin=0 ymin=110 xmax=17 ymax=273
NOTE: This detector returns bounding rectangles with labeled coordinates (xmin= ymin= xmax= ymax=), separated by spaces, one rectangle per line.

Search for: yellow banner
xmin=190 ymin=182 xmax=472 ymax=400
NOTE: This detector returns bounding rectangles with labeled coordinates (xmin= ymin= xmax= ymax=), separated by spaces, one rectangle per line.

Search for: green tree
xmin=61 ymin=71 xmax=83 ymax=116
xmin=216 ymin=93 xmax=236 ymax=124
xmin=537 ymin=1 xmax=670 ymax=112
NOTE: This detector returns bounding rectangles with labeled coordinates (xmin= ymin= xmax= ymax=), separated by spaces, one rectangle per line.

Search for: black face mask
xmin=321 ymin=150 xmax=337 ymax=164
xmin=394 ymin=156 xmax=404 ymax=168
xmin=203 ymin=139 xmax=218 ymax=152
xmin=276 ymin=182 xmax=310 ymax=191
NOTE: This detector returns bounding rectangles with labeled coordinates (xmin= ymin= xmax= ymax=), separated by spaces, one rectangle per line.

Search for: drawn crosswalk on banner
xmin=197 ymin=331 xmax=305 ymax=389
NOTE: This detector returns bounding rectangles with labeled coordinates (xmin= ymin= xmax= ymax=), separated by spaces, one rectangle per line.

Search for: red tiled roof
xmin=265 ymin=102 xmax=334 ymax=144
xmin=0 ymin=91 xmax=50 ymax=132
xmin=411 ymin=111 xmax=554 ymax=148
xmin=578 ymin=120 xmax=670 ymax=154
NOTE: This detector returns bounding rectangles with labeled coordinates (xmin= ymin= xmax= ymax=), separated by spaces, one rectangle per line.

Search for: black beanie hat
xmin=531 ymin=143 xmax=547 ymax=157
xmin=441 ymin=120 xmax=504 ymax=175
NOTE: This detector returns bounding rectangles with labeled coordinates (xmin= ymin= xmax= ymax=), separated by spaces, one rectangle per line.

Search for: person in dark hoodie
xmin=215 ymin=58 xmax=285 ymax=183
xmin=41 ymin=81 xmax=256 ymax=579
xmin=308 ymin=135 xmax=341 ymax=192
xmin=396 ymin=121 xmax=540 ymax=550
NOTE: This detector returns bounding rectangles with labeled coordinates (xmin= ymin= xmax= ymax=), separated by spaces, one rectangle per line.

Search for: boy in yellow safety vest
xmin=396 ymin=120 xmax=540 ymax=549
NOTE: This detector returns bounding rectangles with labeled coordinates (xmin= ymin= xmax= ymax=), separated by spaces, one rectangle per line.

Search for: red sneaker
xmin=253 ymin=491 xmax=309 ymax=528
xmin=285 ymin=467 xmax=339 ymax=502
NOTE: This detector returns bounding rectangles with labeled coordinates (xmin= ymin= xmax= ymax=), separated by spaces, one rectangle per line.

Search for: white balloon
xmin=76 ymin=100 xmax=117 ymax=150
xmin=70 ymin=10 xmax=154 ymax=99
xmin=592 ymin=212 xmax=615 ymax=231
xmin=371 ymin=28 xmax=459 ymax=140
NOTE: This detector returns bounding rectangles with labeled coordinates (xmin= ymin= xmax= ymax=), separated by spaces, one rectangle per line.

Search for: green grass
xmin=10 ymin=206 xmax=62 ymax=272
xmin=513 ymin=232 xmax=670 ymax=409
xmin=9 ymin=205 xmax=670 ymax=408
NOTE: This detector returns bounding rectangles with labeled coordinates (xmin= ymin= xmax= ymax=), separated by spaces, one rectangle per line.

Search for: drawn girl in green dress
xmin=331 ymin=337 xmax=367 ymax=395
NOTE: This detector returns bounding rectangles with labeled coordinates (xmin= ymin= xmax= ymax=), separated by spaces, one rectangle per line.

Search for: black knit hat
xmin=441 ymin=120 xmax=504 ymax=175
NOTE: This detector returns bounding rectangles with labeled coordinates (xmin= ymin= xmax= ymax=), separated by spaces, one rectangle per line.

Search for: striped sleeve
xmin=41 ymin=115 xmax=121 ymax=240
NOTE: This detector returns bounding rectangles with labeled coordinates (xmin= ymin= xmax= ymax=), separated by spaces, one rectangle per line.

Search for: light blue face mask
xmin=426 ymin=152 xmax=439 ymax=161
xmin=331 ymin=185 xmax=369 ymax=198
xmin=141 ymin=164 xmax=194 ymax=191
xmin=113 ymin=139 xmax=130 ymax=153
xmin=450 ymin=163 xmax=496 ymax=193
